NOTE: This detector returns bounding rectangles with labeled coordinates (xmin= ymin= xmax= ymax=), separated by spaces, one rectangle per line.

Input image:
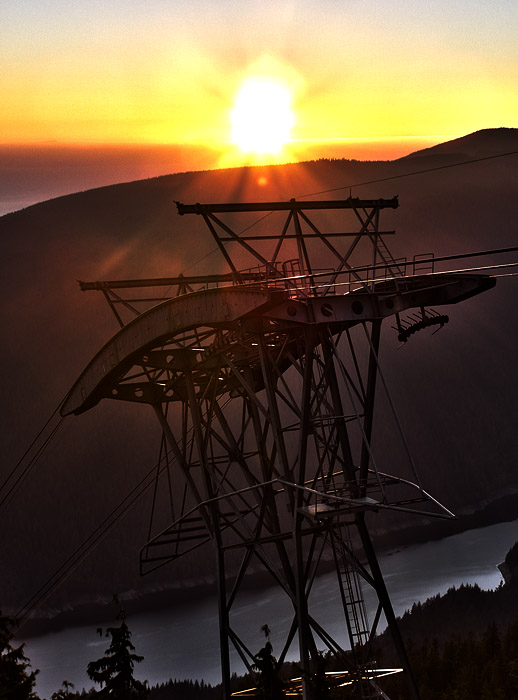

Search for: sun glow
xmin=231 ymin=79 xmax=295 ymax=155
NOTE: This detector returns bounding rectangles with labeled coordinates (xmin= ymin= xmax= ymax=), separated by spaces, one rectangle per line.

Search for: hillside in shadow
xmin=1 ymin=128 xmax=517 ymax=622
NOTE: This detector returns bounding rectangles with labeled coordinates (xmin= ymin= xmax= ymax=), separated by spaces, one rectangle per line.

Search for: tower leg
xmin=217 ymin=545 xmax=232 ymax=700
xmin=356 ymin=515 xmax=421 ymax=700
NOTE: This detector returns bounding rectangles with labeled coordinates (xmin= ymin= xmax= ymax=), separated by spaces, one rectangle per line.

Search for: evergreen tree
xmin=253 ymin=627 xmax=284 ymax=700
xmin=0 ymin=611 xmax=40 ymax=700
xmin=51 ymin=680 xmax=76 ymax=699
xmin=86 ymin=603 xmax=147 ymax=699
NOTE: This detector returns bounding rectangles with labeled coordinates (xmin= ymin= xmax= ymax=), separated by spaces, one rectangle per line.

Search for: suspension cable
xmin=15 ymin=448 xmax=173 ymax=628
xmin=0 ymin=397 xmax=69 ymax=517
xmin=174 ymin=148 xmax=518 ymax=277
xmin=0 ymin=400 xmax=64 ymax=499
xmin=297 ymin=149 xmax=518 ymax=198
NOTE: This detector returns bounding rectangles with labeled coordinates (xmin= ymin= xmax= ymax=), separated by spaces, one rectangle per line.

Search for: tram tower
xmin=61 ymin=197 xmax=494 ymax=699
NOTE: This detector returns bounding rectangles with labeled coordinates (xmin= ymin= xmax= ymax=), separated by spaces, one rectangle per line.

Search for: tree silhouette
xmin=86 ymin=600 xmax=147 ymax=699
xmin=50 ymin=680 xmax=76 ymax=699
xmin=0 ymin=610 xmax=40 ymax=700
xmin=253 ymin=626 xmax=284 ymax=700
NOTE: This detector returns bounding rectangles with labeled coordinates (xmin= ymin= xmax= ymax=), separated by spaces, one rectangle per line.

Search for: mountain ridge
xmin=401 ymin=126 xmax=518 ymax=160
xmin=3 ymin=127 xmax=517 ymax=223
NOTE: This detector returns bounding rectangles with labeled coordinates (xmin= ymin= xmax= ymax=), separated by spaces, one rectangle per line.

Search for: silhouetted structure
xmin=62 ymin=197 xmax=495 ymax=699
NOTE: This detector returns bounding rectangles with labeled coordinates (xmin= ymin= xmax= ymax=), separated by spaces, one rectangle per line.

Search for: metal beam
xmin=176 ymin=197 xmax=399 ymax=214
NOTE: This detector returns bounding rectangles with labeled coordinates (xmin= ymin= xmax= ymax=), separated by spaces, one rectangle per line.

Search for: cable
xmin=177 ymin=244 xmax=518 ymax=294
xmin=15 ymin=448 xmax=172 ymax=628
xmin=0 ymin=398 xmax=65 ymax=500
xmin=178 ymin=209 xmax=276 ymax=279
xmin=169 ymin=147 xmax=518 ymax=280
xmin=493 ymin=272 xmax=518 ymax=278
xmin=31 ymin=248 xmax=508 ymax=618
xmin=15 ymin=391 xmax=234 ymax=627
xmin=0 ymin=419 xmax=64 ymax=517
xmin=271 ymin=260 xmax=518 ymax=298
xmin=0 ymin=414 xmax=66 ymax=518
xmin=296 ymin=149 xmax=518 ymax=199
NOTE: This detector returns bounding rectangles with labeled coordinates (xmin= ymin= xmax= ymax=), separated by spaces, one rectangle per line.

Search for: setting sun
xmin=230 ymin=79 xmax=294 ymax=154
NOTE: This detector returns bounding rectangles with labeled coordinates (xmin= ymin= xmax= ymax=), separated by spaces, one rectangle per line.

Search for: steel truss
xmin=62 ymin=198 xmax=495 ymax=700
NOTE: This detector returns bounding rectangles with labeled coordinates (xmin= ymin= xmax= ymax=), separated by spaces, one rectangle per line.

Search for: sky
xmin=1 ymin=0 xmax=517 ymax=166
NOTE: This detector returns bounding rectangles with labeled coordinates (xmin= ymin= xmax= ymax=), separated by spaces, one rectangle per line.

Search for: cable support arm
xmin=176 ymin=197 xmax=399 ymax=215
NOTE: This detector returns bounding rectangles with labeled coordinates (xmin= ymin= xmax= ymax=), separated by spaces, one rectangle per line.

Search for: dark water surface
xmin=23 ymin=519 xmax=518 ymax=698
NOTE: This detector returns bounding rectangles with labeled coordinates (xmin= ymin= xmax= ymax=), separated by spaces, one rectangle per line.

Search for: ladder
xmin=331 ymin=526 xmax=382 ymax=699
xmin=374 ymin=236 xmax=407 ymax=280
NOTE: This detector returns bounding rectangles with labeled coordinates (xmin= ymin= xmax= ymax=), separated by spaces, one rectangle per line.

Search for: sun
xmin=231 ymin=79 xmax=295 ymax=155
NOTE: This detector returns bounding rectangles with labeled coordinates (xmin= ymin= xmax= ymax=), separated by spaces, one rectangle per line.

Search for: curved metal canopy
xmin=61 ymin=273 xmax=494 ymax=417
xmin=61 ymin=287 xmax=287 ymax=416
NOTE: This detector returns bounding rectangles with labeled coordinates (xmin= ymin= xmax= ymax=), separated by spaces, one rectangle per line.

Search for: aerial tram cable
xmin=0 ymin=411 xmax=66 ymax=517
xmin=15 ymin=392 xmax=234 ymax=628
xmin=0 ymin=400 xmax=65 ymax=501
xmin=14 ymin=446 xmax=175 ymax=627
xmin=298 ymin=148 xmax=518 ymax=198
xmin=244 ymin=247 xmax=518 ymax=293
xmin=493 ymin=271 xmax=518 ymax=278
xmin=169 ymin=247 xmax=518 ymax=302
xmin=306 ymin=259 xmax=518 ymax=297
xmin=179 ymin=148 xmax=518 ymax=279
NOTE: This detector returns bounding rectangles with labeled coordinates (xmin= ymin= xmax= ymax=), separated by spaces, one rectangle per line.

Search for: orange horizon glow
xmin=1 ymin=2 xmax=517 ymax=167
xmin=0 ymin=134 xmax=466 ymax=181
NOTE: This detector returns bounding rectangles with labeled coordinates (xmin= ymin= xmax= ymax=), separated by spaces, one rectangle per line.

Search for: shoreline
xmin=18 ymin=492 xmax=518 ymax=640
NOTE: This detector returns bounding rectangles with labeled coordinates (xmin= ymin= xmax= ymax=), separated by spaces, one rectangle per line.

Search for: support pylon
xmin=62 ymin=197 xmax=495 ymax=699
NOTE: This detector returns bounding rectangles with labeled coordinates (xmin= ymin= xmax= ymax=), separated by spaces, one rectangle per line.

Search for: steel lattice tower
xmin=61 ymin=197 xmax=494 ymax=700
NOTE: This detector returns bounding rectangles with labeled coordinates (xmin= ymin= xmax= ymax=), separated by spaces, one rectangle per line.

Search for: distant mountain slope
xmin=1 ymin=129 xmax=518 ymax=618
xmin=403 ymin=127 xmax=518 ymax=160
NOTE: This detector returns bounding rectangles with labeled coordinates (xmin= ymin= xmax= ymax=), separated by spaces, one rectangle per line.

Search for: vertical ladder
xmin=374 ymin=236 xmax=407 ymax=279
xmin=282 ymin=258 xmax=311 ymax=294
xmin=331 ymin=526 xmax=382 ymax=699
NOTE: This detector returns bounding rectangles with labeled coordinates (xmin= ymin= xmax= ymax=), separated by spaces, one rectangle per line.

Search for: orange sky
xmin=1 ymin=1 xmax=517 ymax=165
